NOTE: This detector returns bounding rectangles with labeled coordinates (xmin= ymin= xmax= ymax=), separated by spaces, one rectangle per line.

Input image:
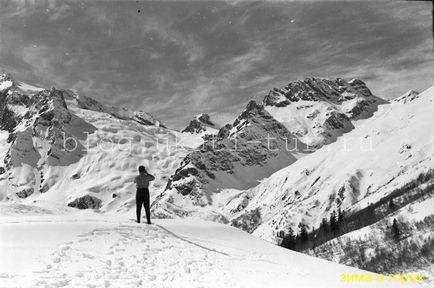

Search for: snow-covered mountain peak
xmin=222 ymin=100 xmax=262 ymax=137
xmin=0 ymin=73 xmax=13 ymax=82
xmin=222 ymin=99 xmax=289 ymax=140
xmin=196 ymin=113 xmax=215 ymax=126
xmin=239 ymin=100 xmax=263 ymax=118
xmin=0 ymin=87 xmax=71 ymax=137
xmin=182 ymin=113 xmax=218 ymax=135
xmin=0 ymin=73 xmax=19 ymax=91
xmin=262 ymin=77 xmax=387 ymax=147
xmin=231 ymin=84 xmax=434 ymax=244
xmin=0 ymin=72 xmax=44 ymax=94
xmin=153 ymin=96 xmax=308 ymax=220
xmin=152 ymin=77 xmax=387 ymax=220
xmin=263 ymin=77 xmax=374 ymax=107
xmin=0 ymin=76 xmax=200 ymax=210
xmin=62 ymin=89 xmax=165 ymax=128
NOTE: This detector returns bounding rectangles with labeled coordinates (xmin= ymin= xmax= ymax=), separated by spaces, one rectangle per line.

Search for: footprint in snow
xmin=147 ymin=275 xmax=157 ymax=281
xmin=52 ymin=257 xmax=61 ymax=263
xmin=60 ymin=245 xmax=70 ymax=251
xmin=82 ymin=253 xmax=95 ymax=259
xmin=48 ymin=279 xmax=71 ymax=287
xmin=77 ymin=232 xmax=94 ymax=237
xmin=34 ymin=279 xmax=47 ymax=286
xmin=94 ymin=231 xmax=110 ymax=236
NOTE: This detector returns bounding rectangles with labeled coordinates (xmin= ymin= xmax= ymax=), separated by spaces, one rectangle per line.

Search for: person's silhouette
xmin=134 ymin=165 xmax=155 ymax=224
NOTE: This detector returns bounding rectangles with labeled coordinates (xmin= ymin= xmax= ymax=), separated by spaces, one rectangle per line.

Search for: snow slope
xmin=0 ymin=210 xmax=407 ymax=288
xmin=228 ymin=85 xmax=434 ymax=242
xmin=153 ymin=77 xmax=386 ymax=223
xmin=1 ymin=73 xmax=431 ymax=285
xmin=309 ymin=193 xmax=434 ymax=282
xmin=263 ymin=77 xmax=387 ymax=147
xmin=0 ymin=75 xmax=203 ymax=213
xmin=153 ymin=100 xmax=308 ymax=221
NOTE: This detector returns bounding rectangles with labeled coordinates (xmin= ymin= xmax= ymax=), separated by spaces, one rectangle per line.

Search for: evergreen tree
xmin=330 ymin=210 xmax=339 ymax=231
xmin=320 ymin=217 xmax=329 ymax=232
xmin=392 ymin=219 xmax=400 ymax=239
xmin=338 ymin=208 xmax=344 ymax=223
xmin=389 ymin=198 xmax=396 ymax=210
xmin=300 ymin=224 xmax=308 ymax=243
xmin=281 ymin=227 xmax=296 ymax=250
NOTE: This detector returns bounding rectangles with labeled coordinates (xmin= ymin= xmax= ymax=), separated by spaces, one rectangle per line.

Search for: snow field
xmin=0 ymin=213 xmax=405 ymax=288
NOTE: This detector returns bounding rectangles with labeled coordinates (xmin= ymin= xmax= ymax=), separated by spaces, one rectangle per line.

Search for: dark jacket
xmin=134 ymin=173 xmax=155 ymax=189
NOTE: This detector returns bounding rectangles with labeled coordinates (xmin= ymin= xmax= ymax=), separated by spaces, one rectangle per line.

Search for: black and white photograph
xmin=0 ymin=0 xmax=433 ymax=287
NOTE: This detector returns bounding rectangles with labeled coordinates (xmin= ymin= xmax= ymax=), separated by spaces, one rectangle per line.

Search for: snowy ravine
xmin=0 ymin=210 xmax=407 ymax=288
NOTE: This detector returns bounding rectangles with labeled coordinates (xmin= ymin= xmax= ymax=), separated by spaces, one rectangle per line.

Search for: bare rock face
xmin=231 ymin=208 xmax=262 ymax=233
xmin=153 ymin=99 xmax=306 ymax=218
xmin=182 ymin=113 xmax=217 ymax=134
xmin=394 ymin=90 xmax=420 ymax=104
xmin=0 ymin=90 xmax=19 ymax=137
xmin=0 ymin=73 xmax=184 ymax=213
xmin=197 ymin=114 xmax=214 ymax=126
xmin=262 ymin=77 xmax=387 ymax=147
xmin=0 ymin=73 xmax=163 ymax=201
xmin=263 ymin=77 xmax=387 ymax=122
xmin=2 ymin=88 xmax=88 ymax=171
xmin=320 ymin=111 xmax=353 ymax=135
xmin=153 ymin=77 xmax=387 ymax=221
xmin=0 ymin=86 xmax=95 ymax=196
xmin=67 ymin=195 xmax=102 ymax=209
xmin=263 ymin=77 xmax=375 ymax=106
xmin=16 ymin=188 xmax=34 ymax=198
xmin=182 ymin=119 xmax=206 ymax=134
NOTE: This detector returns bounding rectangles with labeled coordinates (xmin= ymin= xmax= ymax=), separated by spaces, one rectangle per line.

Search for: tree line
xmin=280 ymin=169 xmax=434 ymax=252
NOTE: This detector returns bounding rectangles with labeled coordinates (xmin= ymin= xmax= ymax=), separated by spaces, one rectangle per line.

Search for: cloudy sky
xmin=0 ymin=0 xmax=432 ymax=129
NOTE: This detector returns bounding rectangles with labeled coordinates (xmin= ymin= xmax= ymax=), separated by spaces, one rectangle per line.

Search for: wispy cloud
xmin=141 ymin=18 xmax=204 ymax=63
xmin=189 ymin=43 xmax=270 ymax=104
xmin=0 ymin=0 xmax=432 ymax=129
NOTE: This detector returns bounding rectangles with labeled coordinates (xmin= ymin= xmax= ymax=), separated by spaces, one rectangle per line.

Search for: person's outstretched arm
xmin=146 ymin=173 xmax=155 ymax=181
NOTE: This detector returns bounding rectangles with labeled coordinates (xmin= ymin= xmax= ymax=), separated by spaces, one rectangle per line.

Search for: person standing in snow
xmin=134 ymin=165 xmax=155 ymax=224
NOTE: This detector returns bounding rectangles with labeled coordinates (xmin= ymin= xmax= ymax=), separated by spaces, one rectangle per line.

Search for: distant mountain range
xmin=1 ymin=72 xmax=433 ymax=279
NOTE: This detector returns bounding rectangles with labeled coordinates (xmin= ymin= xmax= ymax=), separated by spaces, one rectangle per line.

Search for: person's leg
xmin=136 ymin=193 xmax=143 ymax=223
xmin=144 ymin=189 xmax=151 ymax=224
